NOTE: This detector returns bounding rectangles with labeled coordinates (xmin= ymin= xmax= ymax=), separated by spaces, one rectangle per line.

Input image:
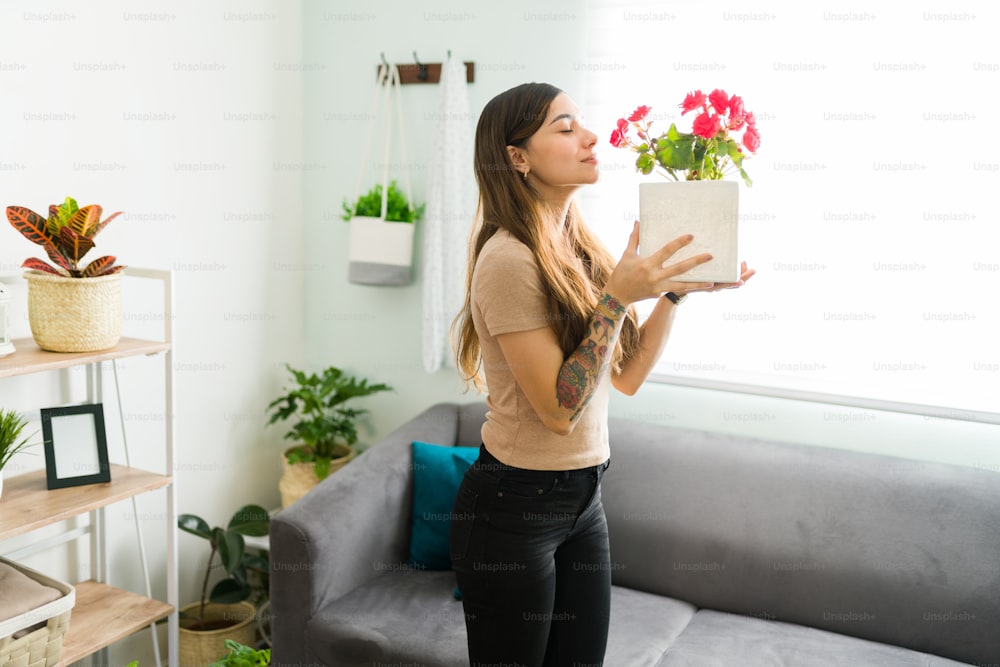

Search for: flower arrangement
xmin=610 ymin=89 xmax=760 ymax=186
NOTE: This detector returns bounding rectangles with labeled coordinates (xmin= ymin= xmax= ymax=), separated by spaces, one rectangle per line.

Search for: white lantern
xmin=0 ymin=281 xmax=14 ymax=357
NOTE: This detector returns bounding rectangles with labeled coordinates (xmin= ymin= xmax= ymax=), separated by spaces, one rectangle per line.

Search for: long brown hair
xmin=452 ymin=82 xmax=640 ymax=390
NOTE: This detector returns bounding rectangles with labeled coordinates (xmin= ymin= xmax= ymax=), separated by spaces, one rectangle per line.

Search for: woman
xmin=449 ymin=82 xmax=753 ymax=667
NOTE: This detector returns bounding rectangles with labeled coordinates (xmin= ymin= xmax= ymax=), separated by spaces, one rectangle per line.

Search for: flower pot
xmin=347 ymin=216 xmax=415 ymax=286
xmin=639 ymin=181 xmax=740 ymax=283
xmin=24 ymin=270 xmax=122 ymax=352
xmin=279 ymin=443 xmax=355 ymax=508
xmin=178 ymin=601 xmax=256 ymax=667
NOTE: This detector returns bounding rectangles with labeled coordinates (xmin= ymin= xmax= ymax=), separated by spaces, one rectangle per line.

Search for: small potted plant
xmin=177 ymin=505 xmax=270 ymax=666
xmin=610 ymin=90 xmax=761 ymax=283
xmin=5 ymin=196 xmax=125 ymax=352
xmin=342 ymin=180 xmax=425 ymax=286
xmin=266 ymin=364 xmax=392 ymax=507
xmin=0 ymin=409 xmax=38 ymax=499
xmin=209 ymin=639 xmax=270 ymax=667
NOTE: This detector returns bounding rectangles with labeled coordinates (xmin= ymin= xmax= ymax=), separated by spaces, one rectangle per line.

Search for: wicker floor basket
xmin=24 ymin=270 xmax=122 ymax=353
xmin=0 ymin=559 xmax=75 ymax=667
xmin=278 ymin=444 xmax=355 ymax=508
xmin=178 ymin=601 xmax=256 ymax=667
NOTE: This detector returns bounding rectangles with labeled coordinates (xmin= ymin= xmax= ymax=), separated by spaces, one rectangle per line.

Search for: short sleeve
xmin=472 ymin=235 xmax=551 ymax=336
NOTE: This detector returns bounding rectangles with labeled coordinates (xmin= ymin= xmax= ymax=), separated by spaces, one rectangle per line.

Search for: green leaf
xmin=209 ymin=578 xmax=250 ymax=604
xmin=178 ymin=514 xmax=212 ymax=539
xmin=314 ymin=455 xmax=332 ymax=480
xmin=216 ymin=529 xmax=245 ymax=575
xmin=667 ymin=123 xmax=682 ymax=142
xmin=636 ymin=153 xmax=654 ymax=175
xmin=228 ymin=504 xmax=270 ymax=537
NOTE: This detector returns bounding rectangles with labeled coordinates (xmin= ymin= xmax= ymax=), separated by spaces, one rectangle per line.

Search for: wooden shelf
xmin=0 ymin=465 xmax=172 ymax=541
xmin=0 ymin=337 xmax=170 ymax=379
xmin=56 ymin=580 xmax=173 ymax=667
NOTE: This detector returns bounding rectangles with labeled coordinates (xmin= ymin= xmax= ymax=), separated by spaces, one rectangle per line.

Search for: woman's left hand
xmin=666 ymin=261 xmax=756 ymax=296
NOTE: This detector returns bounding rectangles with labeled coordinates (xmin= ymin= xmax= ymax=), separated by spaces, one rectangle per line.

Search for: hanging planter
xmin=5 ymin=197 xmax=125 ymax=352
xmin=343 ymin=181 xmax=424 ymax=287
xmin=344 ymin=63 xmax=423 ymax=286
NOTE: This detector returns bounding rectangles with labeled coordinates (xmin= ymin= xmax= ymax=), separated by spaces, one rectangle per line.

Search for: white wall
xmin=1 ymin=1 xmax=304 ymax=663
xmin=304 ymin=0 xmax=999 ymax=468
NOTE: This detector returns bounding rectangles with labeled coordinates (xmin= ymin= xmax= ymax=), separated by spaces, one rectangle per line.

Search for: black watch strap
xmin=664 ymin=292 xmax=686 ymax=305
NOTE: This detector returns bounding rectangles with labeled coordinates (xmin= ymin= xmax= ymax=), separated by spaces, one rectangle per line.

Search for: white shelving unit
xmin=0 ymin=268 xmax=177 ymax=667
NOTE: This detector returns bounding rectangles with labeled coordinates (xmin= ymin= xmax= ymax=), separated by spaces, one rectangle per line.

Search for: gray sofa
xmin=270 ymin=402 xmax=1000 ymax=666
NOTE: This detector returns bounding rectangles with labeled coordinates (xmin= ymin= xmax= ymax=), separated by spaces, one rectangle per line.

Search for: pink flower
xmin=745 ymin=111 xmax=757 ymax=128
xmin=628 ymin=105 xmax=651 ymax=122
xmin=743 ymin=126 xmax=761 ymax=152
xmin=680 ymin=90 xmax=706 ymax=114
xmin=692 ymin=112 xmax=722 ymax=139
xmin=708 ymin=89 xmax=729 ymax=115
xmin=610 ymin=128 xmax=625 ymax=148
xmin=617 ymin=118 xmax=629 ymax=133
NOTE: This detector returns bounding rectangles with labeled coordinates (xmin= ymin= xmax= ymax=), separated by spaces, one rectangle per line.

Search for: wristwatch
xmin=664 ymin=292 xmax=686 ymax=305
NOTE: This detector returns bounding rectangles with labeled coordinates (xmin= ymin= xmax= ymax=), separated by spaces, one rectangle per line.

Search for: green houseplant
xmin=209 ymin=639 xmax=271 ymax=667
xmin=0 ymin=409 xmax=39 ymax=499
xmin=341 ymin=180 xmax=425 ymax=223
xmin=177 ymin=505 xmax=270 ymax=666
xmin=5 ymin=196 xmax=125 ymax=352
xmin=266 ymin=364 xmax=392 ymax=506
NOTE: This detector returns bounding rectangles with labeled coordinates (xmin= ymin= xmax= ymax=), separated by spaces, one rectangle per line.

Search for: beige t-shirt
xmin=471 ymin=229 xmax=611 ymax=471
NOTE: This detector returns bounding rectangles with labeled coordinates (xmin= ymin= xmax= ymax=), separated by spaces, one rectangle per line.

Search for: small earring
xmin=522 ymin=169 xmax=529 ymax=180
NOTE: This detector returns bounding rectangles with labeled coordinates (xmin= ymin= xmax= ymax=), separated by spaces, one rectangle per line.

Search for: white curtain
xmin=421 ymin=54 xmax=477 ymax=373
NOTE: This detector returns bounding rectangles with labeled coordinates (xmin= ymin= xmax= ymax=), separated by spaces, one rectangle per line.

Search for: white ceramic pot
xmin=638 ymin=180 xmax=740 ymax=283
xmin=347 ymin=216 xmax=415 ymax=286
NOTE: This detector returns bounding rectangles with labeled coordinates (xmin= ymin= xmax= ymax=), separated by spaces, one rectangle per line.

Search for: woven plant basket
xmin=178 ymin=601 xmax=256 ymax=667
xmin=279 ymin=444 xmax=355 ymax=508
xmin=24 ymin=270 xmax=122 ymax=353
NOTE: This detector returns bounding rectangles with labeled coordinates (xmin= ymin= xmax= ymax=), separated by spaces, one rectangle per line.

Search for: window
xmin=579 ymin=1 xmax=999 ymax=422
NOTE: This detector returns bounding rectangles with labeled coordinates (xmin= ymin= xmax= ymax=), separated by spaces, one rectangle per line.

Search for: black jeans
xmin=450 ymin=444 xmax=611 ymax=667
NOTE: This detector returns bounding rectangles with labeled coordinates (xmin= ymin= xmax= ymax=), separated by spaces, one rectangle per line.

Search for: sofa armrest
xmin=269 ymin=402 xmax=470 ymax=666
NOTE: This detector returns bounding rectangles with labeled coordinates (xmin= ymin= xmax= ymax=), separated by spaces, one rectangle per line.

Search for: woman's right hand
xmin=603 ymin=221 xmax=715 ymax=305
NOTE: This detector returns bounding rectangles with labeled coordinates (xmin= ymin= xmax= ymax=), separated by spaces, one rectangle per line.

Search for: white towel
xmin=421 ymin=55 xmax=476 ymax=373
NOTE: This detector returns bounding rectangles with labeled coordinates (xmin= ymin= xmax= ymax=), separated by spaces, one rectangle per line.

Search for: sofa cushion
xmin=307 ymin=569 xmax=468 ymax=667
xmin=656 ymin=609 xmax=971 ymax=666
xmin=306 ymin=570 xmax=699 ymax=667
xmin=605 ymin=586 xmax=696 ymax=665
xmin=407 ymin=441 xmax=479 ymax=570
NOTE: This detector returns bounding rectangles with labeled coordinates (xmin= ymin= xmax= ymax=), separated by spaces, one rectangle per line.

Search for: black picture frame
xmin=40 ymin=403 xmax=111 ymax=490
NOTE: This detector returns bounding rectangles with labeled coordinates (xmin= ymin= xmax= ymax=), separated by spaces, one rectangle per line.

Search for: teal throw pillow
xmin=408 ymin=441 xmax=480 ymax=570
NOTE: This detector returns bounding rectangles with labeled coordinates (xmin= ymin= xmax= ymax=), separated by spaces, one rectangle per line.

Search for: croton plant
xmin=6 ymin=197 xmax=124 ymax=277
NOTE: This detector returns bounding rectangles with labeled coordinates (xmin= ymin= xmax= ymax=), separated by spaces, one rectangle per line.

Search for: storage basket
xmin=0 ymin=559 xmax=75 ymax=667
xmin=24 ymin=270 xmax=122 ymax=353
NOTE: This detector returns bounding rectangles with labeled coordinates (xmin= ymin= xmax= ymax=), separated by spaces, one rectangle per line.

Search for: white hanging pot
xmin=639 ymin=180 xmax=740 ymax=283
xmin=348 ymin=217 xmax=415 ymax=286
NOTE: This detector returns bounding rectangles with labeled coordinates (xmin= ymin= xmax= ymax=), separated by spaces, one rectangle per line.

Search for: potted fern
xmin=266 ymin=364 xmax=392 ymax=507
xmin=342 ymin=180 xmax=424 ymax=286
xmin=5 ymin=196 xmax=125 ymax=352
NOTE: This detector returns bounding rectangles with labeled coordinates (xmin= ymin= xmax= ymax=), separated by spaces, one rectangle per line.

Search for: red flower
xmin=617 ymin=118 xmax=629 ymax=133
xmin=727 ymin=95 xmax=746 ymax=129
xmin=745 ymin=111 xmax=757 ymax=128
xmin=743 ymin=126 xmax=761 ymax=152
xmin=692 ymin=112 xmax=722 ymax=139
xmin=708 ymin=89 xmax=729 ymax=115
xmin=610 ymin=128 xmax=625 ymax=148
xmin=628 ymin=105 xmax=651 ymax=122
xmin=680 ymin=90 xmax=706 ymax=114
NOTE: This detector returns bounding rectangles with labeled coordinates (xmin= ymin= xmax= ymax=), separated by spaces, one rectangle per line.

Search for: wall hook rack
xmin=376 ymin=52 xmax=474 ymax=85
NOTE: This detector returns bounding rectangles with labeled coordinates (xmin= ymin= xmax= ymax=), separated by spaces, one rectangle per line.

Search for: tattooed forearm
xmin=556 ymin=293 xmax=626 ymax=421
